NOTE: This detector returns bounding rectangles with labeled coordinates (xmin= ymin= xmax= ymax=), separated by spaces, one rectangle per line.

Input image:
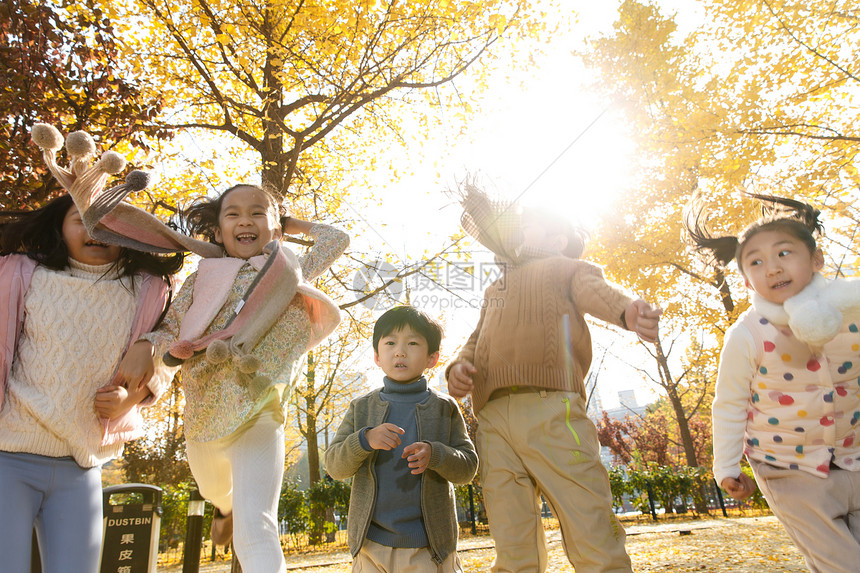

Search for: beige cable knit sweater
xmin=0 ymin=260 xmax=138 ymax=467
xmin=447 ymin=256 xmax=633 ymax=413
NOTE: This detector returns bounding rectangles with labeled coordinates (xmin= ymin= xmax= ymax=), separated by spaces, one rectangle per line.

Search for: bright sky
xmin=344 ymin=1 xmax=708 ymax=409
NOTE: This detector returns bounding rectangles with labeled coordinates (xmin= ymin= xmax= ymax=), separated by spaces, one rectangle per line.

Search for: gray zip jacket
xmin=325 ymin=387 xmax=478 ymax=563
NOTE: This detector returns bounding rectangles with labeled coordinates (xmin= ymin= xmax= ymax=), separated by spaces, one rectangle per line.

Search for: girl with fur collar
xmin=687 ymin=193 xmax=860 ymax=573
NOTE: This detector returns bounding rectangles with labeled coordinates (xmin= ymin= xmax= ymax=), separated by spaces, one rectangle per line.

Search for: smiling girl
xmin=138 ymin=184 xmax=348 ymax=572
xmin=686 ymin=193 xmax=860 ymax=572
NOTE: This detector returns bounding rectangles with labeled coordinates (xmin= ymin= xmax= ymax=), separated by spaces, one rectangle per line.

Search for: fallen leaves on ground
xmin=457 ymin=516 xmax=805 ymax=573
xmin=163 ymin=515 xmax=806 ymax=572
xmin=624 ymin=516 xmax=805 ymax=572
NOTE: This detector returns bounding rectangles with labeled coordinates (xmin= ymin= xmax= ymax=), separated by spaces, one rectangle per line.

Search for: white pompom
xmin=31 ymin=123 xmax=64 ymax=150
xmin=237 ymin=353 xmax=261 ymax=374
xmin=248 ymin=375 xmax=271 ymax=396
xmin=96 ymin=151 xmax=126 ymax=174
xmin=65 ymin=131 xmax=96 ymax=157
xmin=206 ymin=340 xmax=230 ymax=364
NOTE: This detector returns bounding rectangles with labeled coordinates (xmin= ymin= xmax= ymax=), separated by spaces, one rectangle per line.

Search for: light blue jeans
xmin=0 ymin=451 xmax=102 ymax=573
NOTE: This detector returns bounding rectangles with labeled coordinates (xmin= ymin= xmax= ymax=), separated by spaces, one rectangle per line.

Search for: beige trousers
xmin=751 ymin=459 xmax=860 ymax=573
xmin=477 ymin=390 xmax=632 ymax=573
xmin=352 ymin=539 xmax=463 ymax=573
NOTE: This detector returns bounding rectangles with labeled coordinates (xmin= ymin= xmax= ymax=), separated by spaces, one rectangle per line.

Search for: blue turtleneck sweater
xmin=361 ymin=376 xmax=431 ymax=548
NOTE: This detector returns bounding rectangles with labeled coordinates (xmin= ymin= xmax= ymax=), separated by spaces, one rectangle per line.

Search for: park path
xmin=159 ymin=515 xmax=806 ymax=572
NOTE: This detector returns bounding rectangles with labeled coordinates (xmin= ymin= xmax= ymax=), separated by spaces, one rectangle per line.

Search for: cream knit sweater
xmin=0 ymin=260 xmax=138 ymax=467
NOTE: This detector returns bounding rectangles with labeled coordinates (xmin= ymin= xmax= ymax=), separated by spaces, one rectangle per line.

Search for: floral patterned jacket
xmin=144 ymin=224 xmax=348 ymax=441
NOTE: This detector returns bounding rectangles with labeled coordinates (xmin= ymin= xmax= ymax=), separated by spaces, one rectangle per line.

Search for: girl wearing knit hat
xmin=0 ymin=194 xmax=183 ymax=572
xmin=136 ymin=184 xmax=348 ymax=572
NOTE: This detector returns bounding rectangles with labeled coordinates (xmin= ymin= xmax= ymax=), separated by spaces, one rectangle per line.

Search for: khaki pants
xmin=477 ymin=390 xmax=632 ymax=573
xmin=752 ymin=460 xmax=860 ymax=572
xmin=352 ymin=539 xmax=463 ymax=573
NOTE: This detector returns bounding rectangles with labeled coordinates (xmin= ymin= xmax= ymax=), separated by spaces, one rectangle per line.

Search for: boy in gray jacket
xmin=325 ymin=305 xmax=478 ymax=572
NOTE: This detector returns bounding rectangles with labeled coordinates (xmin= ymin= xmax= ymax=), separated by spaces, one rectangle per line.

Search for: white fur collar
xmin=751 ymin=274 xmax=824 ymax=326
xmin=753 ymin=273 xmax=860 ymax=346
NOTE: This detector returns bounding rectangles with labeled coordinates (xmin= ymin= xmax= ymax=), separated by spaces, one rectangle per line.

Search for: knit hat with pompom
xmin=31 ymin=123 xmax=221 ymax=258
xmin=31 ymin=123 xmax=341 ymax=388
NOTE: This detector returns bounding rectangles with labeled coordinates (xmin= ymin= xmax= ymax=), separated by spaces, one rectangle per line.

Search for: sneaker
xmin=211 ymin=508 xmax=233 ymax=546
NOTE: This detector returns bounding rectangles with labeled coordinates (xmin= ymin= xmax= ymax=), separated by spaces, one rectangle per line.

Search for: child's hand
xmin=94 ymin=385 xmax=129 ymax=419
xmin=115 ymin=340 xmax=156 ymax=392
xmin=94 ymin=382 xmax=151 ymax=420
xmin=720 ymin=473 xmax=757 ymax=500
xmin=366 ymin=423 xmax=405 ymax=450
xmin=447 ymin=362 xmax=477 ymax=398
xmin=625 ymin=300 xmax=662 ymax=343
xmin=402 ymin=441 xmax=431 ymax=475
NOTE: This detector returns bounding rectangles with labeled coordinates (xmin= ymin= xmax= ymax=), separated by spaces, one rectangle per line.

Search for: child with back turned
xmin=325 ymin=306 xmax=478 ymax=572
xmin=445 ymin=182 xmax=662 ymax=573
xmin=687 ymin=193 xmax=860 ymax=572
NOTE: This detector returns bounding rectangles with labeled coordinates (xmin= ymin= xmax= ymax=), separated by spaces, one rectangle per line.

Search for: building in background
xmin=618 ymin=390 xmax=637 ymax=411
xmin=589 ymin=387 xmax=651 ymax=470
xmin=604 ymin=390 xmax=647 ymax=422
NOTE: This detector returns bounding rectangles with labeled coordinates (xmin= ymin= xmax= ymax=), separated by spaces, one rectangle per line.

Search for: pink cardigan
xmin=0 ymin=254 xmax=172 ymax=446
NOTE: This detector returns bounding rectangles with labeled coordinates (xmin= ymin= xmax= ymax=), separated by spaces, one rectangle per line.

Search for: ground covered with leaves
xmin=458 ymin=516 xmax=805 ymax=572
xmin=165 ymin=515 xmax=806 ymax=572
xmin=621 ymin=516 xmax=804 ymax=572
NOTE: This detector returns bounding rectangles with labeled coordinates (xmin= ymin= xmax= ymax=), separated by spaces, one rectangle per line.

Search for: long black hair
xmin=181 ymin=184 xmax=288 ymax=246
xmin=684 ymin=192 xmax=823 ymax=273
xmin=0 ymin=194 xmax=185 ymax=282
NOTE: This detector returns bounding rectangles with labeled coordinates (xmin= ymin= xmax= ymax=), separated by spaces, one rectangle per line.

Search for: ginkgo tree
xmin=94 ymin=0 xmax=552 ymax=199
xmin=73 ymin=2 xmax=560 ymax=536
xmin=292 ymin=315 xmax=373 ymax=543
xmin=580 ymin=0 xmax=860 ymax=468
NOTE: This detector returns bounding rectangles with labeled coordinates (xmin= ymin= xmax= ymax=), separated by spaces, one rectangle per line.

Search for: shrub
xmin=278 ymin=478 xmax=309 ymax=541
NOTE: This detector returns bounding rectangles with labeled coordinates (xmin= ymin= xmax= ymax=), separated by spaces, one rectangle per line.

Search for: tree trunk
xmin=655 ymin=342 xmax=708 ymax=513
xmin=664 ymin=386 xmax=698 ymax=468
xmin=715 ymin=267 xmax=735 ymax=317
xmin=304 ymin=352 xmax=325 ymax=544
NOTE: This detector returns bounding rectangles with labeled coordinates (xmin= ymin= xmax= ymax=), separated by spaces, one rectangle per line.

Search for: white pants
xmin=186 ymin=407 xmax=286 ymax=573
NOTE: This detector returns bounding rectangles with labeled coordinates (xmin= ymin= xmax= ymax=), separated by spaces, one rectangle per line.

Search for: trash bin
xmin=100 ymin=483 xmax=163 ymax=573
